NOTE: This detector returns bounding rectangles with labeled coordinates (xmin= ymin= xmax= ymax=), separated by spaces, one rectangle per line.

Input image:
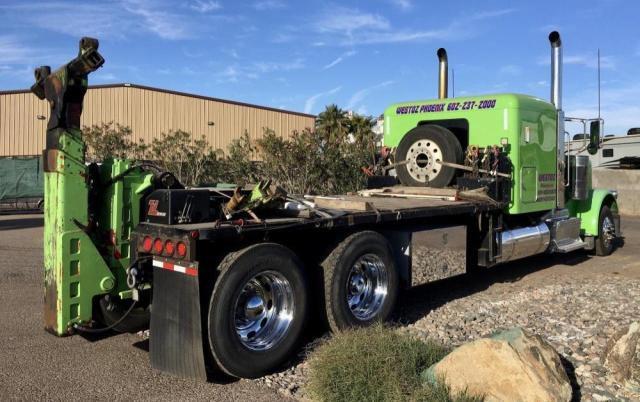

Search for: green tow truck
xmin=34 ymin=31 xmax=619 ymax=379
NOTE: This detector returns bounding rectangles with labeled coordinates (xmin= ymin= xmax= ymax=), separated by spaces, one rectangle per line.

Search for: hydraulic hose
xmin=72 ymin=300 xmax=138 ymax=334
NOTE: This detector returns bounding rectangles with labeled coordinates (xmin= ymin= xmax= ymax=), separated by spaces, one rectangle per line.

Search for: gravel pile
xmin=411 ymin=246 xmax=466 ymax=285
xmin=399 ymin=277 xmax=640 ymax=401
xmin=254 ymin=254 xmax=640 ymax=401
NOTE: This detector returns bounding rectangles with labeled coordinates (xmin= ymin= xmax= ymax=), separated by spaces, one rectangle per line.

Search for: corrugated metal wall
xmin=0 ymin=84 xmax=315 ymax=156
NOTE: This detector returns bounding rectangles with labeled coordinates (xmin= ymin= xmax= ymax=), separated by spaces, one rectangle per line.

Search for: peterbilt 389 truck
xmin=34 ymin=32 xmax=619 ymax=380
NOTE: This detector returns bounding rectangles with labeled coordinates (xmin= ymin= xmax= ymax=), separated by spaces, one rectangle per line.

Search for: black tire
xmin=322 ymin=231 xmax=399 ymax=332
xmin=395 ymin=125 xmax=463 ymax=187
xmin=595 ymin=205 xmax=616 ymax=256
xmin=207 ymin=243 xmax=308 ymax=378
xmin=96 ymin=295 xmax=150 ymax=333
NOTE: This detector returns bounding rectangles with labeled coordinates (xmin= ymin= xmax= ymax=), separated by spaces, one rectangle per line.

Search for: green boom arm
xmin=32 ymin=38 xmax=152 ymax=335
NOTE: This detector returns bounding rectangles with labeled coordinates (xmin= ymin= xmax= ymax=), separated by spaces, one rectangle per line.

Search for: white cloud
xmin=93 ymin=71 xmax=118 ymax=82
xmin=537 ymin=53 xmax=616 ymax=70
xmin=304 ymin=86 xmax=342 ymax=114
xmin=313 ymin=7 xmax=515 ymax=46
xmin=271 ymin=33 xmax=294 ymax=43
xmin=499 ymin=64 xmax=522 ymax=75
xmin=315 ymin=7 xmax=390 ymax=34
xmin=0 ymin=1 xmax=194 ymax=40
xmin=470 ymin=9 xmax=515 ymax=20
xmin=253 ymin=58 xmax=304 ymax=73
xmin=322 ymin=50 xmax=357 ymax=70
xmin=347 ymin=80 xmax=394 ymax=110
xmin=389 ymin=0 xmax=412 ymax=10
xmin=565 ymin=84 xmax=640 ymax=134
xmin=0 ymin=36 xmax=36 ymax=64
xmin=215 ymin=58 xmax=304 ymax=83
xmin=189 ymin=0 xmax=222 ymax=13
xmin=123 ymin=0 xmax=191 ymax=40
xmin=253 ymin=0 xmax=285 ymax=10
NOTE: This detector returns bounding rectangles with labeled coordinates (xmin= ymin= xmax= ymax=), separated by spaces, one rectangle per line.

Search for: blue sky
xmin=1 ymin=0 xmax=639 ymax=135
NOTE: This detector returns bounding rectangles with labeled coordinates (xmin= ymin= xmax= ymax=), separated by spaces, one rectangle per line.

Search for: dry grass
xmin=306 ymin=324 xmax=483 ymax=402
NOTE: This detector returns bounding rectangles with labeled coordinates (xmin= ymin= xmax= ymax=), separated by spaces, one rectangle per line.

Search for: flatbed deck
xmin=138 ymin=194 xmax=501 ymax=241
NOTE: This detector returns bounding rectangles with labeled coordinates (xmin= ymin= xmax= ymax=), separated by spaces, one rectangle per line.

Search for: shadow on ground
xmin=396 ymin=251 xmax=591 ymax=326
xmin=0 ymin=217 xmax=44 ymax=231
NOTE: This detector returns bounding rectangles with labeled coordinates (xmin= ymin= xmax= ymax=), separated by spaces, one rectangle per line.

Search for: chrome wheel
xmin=405 ymin=139 xmax=443 ymax=183
xmin=346 ymin=254 xmax=389 ymax=321
xmin=602 ymin=216 xmax=615 ymax=248
xmin=234 ymin=271 xmax=294 ymax=351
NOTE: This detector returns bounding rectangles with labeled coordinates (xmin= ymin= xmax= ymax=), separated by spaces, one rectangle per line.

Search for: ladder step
xmin=554 ymin=238 xmax=586 ymax=253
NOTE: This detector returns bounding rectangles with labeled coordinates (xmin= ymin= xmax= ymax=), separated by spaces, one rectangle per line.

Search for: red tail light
xmin=142 ymin=236 xmax=153 ymax=253
xmin=176 ymin=241 xmax=187 ymax=258
xmin=153 ymin=238 xmax=163 ymax=254
xmin=164 ymin=240 xmax=175 ymax=256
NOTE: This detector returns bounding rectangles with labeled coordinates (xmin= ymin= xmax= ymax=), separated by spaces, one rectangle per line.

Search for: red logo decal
xmin=148 ymin=199 xmax=159 ymax=216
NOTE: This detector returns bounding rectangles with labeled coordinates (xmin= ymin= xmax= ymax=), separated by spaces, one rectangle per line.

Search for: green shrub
xmin=83 ymin=105 xmax=379 ymax=193
xmin=307 ymin=325 xmax=480 ymax=402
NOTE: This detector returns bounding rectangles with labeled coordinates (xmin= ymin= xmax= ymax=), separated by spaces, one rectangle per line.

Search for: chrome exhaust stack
xmin=549 ymin=31 xmax=566 ymax=209
xmin=549 ymin=31 xmax=562 ymax=110
xmin=437 ymin=48 xmax=448 ymax=99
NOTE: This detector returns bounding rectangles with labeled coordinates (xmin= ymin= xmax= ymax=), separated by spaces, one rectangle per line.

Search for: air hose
xmin=72 ymin=300 xmax=138 ymax=334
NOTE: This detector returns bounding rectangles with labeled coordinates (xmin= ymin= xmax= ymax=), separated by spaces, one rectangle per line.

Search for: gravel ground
xmin=2 ymin=213 xmax=638 ymax=401
xmin=0 ymin=214 xmax=290 ymax=402
xmin=256 ymin=218 xmax=640 ymax=402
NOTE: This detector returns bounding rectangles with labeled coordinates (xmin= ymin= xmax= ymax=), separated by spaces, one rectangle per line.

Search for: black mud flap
xmin=150 ymin=258 xmax=207 ymax=380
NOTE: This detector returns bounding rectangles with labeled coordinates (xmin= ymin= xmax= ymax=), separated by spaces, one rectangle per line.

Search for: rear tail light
xmin=142 ymin=236 xmax=153 ymax=253
xmin=176 ymin=241 xmax=187 ymax=258
xmin=164 ymin=240 xmax=175 ymax=256
xmin=153 ymin=238 xmax=163 ymax=254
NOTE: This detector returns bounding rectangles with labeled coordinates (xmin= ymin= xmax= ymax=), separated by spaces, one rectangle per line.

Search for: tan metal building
xmin=0 ymin=83 xmax=315 ymax=157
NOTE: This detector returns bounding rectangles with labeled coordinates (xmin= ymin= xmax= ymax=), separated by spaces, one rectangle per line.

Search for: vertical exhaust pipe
xmin=549 ymin=31 xmax=562 ymax=110
xmin=549 ymin=31 xmax=565 ymax=209
xmin=437 ymin=48 xmax=448 ymax=99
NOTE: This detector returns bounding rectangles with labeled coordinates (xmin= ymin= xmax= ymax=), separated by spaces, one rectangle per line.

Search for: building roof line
xmin=0 ymin=83 xmax=317 ymax=119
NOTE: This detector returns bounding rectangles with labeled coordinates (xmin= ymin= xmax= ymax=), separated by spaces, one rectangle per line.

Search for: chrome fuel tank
xmin=498 ymin=223 xmax=551 ymax=263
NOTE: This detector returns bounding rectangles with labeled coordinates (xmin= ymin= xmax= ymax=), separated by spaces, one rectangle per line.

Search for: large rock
xmin=423 ymin=327 xmax=572 ymax=402
xmin=602 ymin=321 xmax=640 ymax=389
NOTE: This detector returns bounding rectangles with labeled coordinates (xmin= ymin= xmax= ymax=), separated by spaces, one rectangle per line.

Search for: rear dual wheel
xmin=322 ymin=231 xmax=399 ymax=332
xmin=207 ymin=243 xmax=308 ymax=379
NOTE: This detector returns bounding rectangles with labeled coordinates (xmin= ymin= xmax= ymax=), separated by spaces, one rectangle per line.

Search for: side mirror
xmin=588 ymin=120 xmax=602 ymax=155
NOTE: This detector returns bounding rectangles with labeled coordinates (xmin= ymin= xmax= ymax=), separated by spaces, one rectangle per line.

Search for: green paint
xmin=43 ymin=139 xmax=152 ymax=335
xmin=383 ymin=93 xmax=558 ymax=214
xmin=37 ymin=39 xmax=153 ymax=335
xmin=567 ymin=189 xmax=618 ymax=236
xmin=43 ymin=129 xmax=115 ymax=335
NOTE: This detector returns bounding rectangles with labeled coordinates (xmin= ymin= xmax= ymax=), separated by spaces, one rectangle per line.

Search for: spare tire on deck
xmin=395 ymin=125 xmax=463 ymax=187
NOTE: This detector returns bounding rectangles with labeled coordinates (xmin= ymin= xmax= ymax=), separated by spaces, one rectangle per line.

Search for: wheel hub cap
xmin=405 ymin=139 xmax=443 ymax=183
xmin=602 ymin=216 xmax=615 ymax=247
xmin=346 ymin=254 xmax=389 ymax=321
xmin=234 ymin=271 xmax=294 ymax=351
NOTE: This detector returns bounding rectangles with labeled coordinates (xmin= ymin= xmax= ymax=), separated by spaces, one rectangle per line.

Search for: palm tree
xmin=316 ymin=104 xmax=349 ymax=142
xmin=348 ymin=114 xmax=376 ymax=144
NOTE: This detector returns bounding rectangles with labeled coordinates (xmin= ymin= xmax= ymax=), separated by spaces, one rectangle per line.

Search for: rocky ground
xmin=255 ymin=219 xmax=640 ymax=402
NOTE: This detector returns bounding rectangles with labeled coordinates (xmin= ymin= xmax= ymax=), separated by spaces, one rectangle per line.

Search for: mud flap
xmin=150 ymin=258 xmax=207 ymax=380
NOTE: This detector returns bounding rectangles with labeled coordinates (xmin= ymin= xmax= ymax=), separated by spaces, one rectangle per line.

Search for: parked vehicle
xmin=34 ymin=32 xmax=619 ymax=380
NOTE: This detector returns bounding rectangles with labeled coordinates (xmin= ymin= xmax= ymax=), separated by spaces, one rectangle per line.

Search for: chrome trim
xmin=233 ymin=270 xmax=294 ymax=351
xmin=498 ymin=223 xmax=551 ymax=263
xmin=437 ymin=48 xmax=448 ymax=99
xmin=347 ymin=253 xmax=389 ymax=321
